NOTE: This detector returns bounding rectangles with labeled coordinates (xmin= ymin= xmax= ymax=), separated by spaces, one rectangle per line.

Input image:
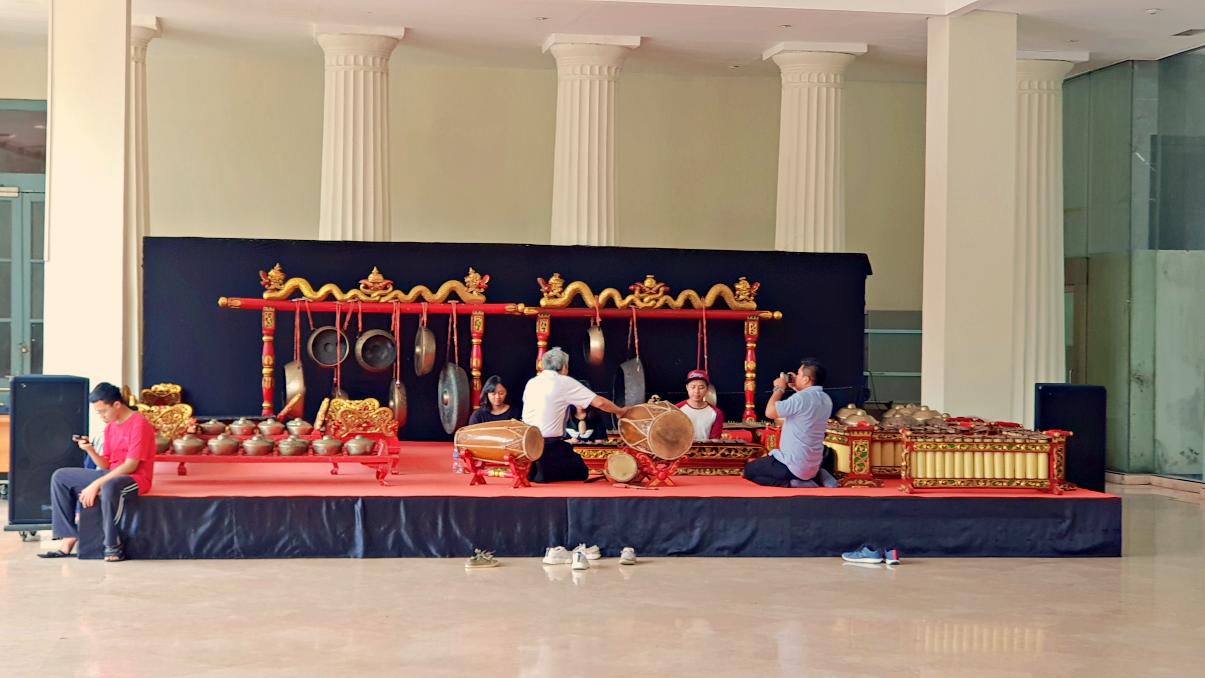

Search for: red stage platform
xmin=150 ymin=442 xmax=1114 ymax=501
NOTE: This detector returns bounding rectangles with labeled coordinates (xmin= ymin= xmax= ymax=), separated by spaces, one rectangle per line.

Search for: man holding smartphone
xmin=743 ymin=358 xmax=833 ymax=487
xmin=37 ymin=382 xmax=156 ymax=562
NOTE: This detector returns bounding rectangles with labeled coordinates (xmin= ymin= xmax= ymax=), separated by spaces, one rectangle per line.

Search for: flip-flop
xmin=37 ymin=550 xmax=76 ymax=559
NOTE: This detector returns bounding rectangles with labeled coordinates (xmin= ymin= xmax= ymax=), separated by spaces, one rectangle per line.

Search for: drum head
xmin=355 ymin=329 xmax=397 ymax=372
xmin=604 ymin=451 xmax=640 ymax=483
xmin=308 ymin=326 xmax=349 ymax=367
xmin=619 ymin=403 xmax=694 ymax=460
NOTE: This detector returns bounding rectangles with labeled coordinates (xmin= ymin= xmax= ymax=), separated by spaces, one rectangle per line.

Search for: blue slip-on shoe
xmin=841 ymin=545 xmax=884 ymax=564
xmin=884 ymin=548 xmax=901 ymax=565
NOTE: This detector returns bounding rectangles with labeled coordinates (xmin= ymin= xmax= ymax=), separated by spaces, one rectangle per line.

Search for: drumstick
xmin=614 ymin=483 xmax=659 ymax=491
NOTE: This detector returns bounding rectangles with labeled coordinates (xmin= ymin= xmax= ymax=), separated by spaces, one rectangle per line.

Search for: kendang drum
xmin=453 ymin=419 xmax=545 ymax=464
xmin=619 ymin=398 xmax=694 ymax=461
xmin=603 ymin=450 xmax=644 ymax=484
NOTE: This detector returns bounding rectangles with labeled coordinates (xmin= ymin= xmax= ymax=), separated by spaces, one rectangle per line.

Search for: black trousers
xmin=529 ymin=438 xmax=589 ymax=483
xmin=51 ymin=468 xmax=139 ymax=549
xmin=742 ymin=455 xmax=802 ymax=488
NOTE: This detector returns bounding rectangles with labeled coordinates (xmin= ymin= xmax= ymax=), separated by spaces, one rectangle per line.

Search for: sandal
xmin=103 ymin=545 xmax=125 ymax=562
xmin=464 ymin=548 xmax=499 ymax=569
xmin=37 ymin=550 xmax=76 ymax=559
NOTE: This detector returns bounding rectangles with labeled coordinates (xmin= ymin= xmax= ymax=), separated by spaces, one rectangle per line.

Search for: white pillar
xmin=764 ymin=43 xmax=863 ymax=252
xmin=316 ymin=32 xmax=400 ymax=241
xmin=921 ymin=11 xmax=1018 ymax=420
xmin=44 ymin=0 xmax=130 ymax=391
xmin=1013 ymin=57 xmax=1076 ymax=425
xmin=544 ymin=34 xmax=640 ymax=246
xmin=125 ymin=18 xmax=158 ymax=391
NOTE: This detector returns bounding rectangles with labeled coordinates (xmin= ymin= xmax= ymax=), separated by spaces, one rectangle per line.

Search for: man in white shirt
xmin=522 ymin=347 xmax=629 ymax=483
xmin=675 ymin=369 xmax=725 ymax=441
xmin=743 ymin=358 xmax=833 ymax=487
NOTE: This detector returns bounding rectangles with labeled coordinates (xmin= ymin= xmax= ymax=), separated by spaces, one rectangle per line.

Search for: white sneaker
xmin=572 ymin=550 xmax=590 ymax=570
xmin=542 ymin=546 xmax=572 ymax=565
xmin=619 ymin=547 xmax=637 ymax=565
xmin=572 ymin=544 xmax=602 ymax=561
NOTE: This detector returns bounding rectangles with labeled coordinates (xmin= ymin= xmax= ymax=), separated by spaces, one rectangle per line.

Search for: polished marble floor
xmin=0 ymin=484 xmax=1201 ymax=677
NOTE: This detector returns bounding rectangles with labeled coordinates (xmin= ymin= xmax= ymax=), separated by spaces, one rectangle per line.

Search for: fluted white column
xmin=545 ymin=35 xmax=639 ymax=246
xmin=125 ymin=19 xmax=158 ymax=391
xmin=1013 ymin=58 xmax=1075 ymax=425
xmin=317 ymin=33 xmax=400 ymax=241
xmin=766 ymin=44 xmax=862 ymax=252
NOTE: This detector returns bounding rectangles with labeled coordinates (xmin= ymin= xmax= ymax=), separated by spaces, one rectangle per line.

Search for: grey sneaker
xmin=619 ymin=547 xmax=637 ymax=565
xmin=841 ymin=545 xmax=884 ymax=564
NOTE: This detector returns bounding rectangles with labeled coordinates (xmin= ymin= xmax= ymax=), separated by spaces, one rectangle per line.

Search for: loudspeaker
xmin=1034 ymin=383 xmax=1106 ymax=492
xmin=6 ymin=375 xmax=89 ymax=529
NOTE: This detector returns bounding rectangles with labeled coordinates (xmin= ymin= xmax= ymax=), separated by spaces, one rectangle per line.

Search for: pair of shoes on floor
xmin=841 ymin=545 xmax=901 ymax=565
xmin=544 ymin=544 xmax=600 ymax=563
xmin=465 ymin=548 xmax=500 ymax=569
xmin=543 ymin=545 xmax=595 ymax=570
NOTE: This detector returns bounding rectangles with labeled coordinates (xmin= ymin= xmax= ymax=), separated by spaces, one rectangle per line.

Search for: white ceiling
xmin=2 ymin=0 xmax=1204 ymax=77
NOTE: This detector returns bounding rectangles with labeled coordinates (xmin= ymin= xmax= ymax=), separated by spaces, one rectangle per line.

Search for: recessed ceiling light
xmin=535 ymin=17 xmax=549 ymax=21
xmin=1146 ymin=8 xmax=1162 ymax=15
xmin=779 ymin=24 xmax=792 ymax=28
xmin=729 ymin=64 xmax=742 ymax=69
xmin=33 ymin=124 xmax=45 ymax=129
xmin=1067 ymin=39 xmax=1080 ymax=43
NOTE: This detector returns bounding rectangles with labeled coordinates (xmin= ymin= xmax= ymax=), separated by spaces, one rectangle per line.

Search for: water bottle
xmin=451 ymin=447 xmax=462 ymax=473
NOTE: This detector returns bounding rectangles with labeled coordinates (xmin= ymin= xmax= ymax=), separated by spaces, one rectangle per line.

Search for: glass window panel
xmin=30 ymin=200 xmax=44 ymax=259
xmin=0 ymin=200 xmax=12 ymax=259
xmin=0 ymin=109 xmax=47 ymax=174
xmin=0 ymin=261 xmax=10 ymax=317
xmin=0 ymin=320 xmax=9 ymax=376
xmin=30 ymin=321 xmax=42 ymax=374
xmin=30 ymin=262 xmax=42 ymax=320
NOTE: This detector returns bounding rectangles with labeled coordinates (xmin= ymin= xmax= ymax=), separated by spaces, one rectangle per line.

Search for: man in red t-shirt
xmin=38 ymin=382 xmax=156 ymax=562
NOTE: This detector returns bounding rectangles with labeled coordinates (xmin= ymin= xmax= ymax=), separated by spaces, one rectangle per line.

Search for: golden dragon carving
xmin=259 ymin=264 xmax=489 ymax=303
xmin=536 ymin=273 xmax=759 ymax=311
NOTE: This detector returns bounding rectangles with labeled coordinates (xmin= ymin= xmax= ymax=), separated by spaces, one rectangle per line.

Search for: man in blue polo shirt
xmin=744 ymin=358 xmax=833 ymax=487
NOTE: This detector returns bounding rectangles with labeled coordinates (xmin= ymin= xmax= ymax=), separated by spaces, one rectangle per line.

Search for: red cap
xmin=685 ymin=369 xmax=710 ymax=386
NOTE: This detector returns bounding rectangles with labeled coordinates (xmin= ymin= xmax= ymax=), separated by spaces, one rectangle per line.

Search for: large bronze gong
xmin=437 ymin=362 xmax=470 ymax=434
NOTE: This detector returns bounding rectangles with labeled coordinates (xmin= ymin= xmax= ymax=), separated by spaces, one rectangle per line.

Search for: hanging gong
xmin=437 ymin=362 xmax=470 ymax=434
xmin=584 ymin=325 xmax=605 ymax=367
xmin=389 ymin=379 xmax=408 ymax=428
xmin=414 ymin=325 xmax=436 ymax=376
xmin=614 ymin=357 xmax=645 ymax=408
xmin=308 ymin=326 xmax=349 ymax=367
xmin=355 ymin=329 xmax=397 ymax=373
xmin=283 ymin=360 xmax=306 ymax=417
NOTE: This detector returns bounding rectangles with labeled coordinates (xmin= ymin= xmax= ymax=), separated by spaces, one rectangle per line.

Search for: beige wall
xmin=0 ymin=37 xmax=925 ymax=311
xmin=0 ymin=41 xmax=47 ymax=100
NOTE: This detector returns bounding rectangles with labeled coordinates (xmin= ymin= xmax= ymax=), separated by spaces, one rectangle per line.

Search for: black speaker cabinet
xmin=1034 ymin=383 xmax=1106 ymax=492
xmin=5 ymin=375 xmax=89 ymax=532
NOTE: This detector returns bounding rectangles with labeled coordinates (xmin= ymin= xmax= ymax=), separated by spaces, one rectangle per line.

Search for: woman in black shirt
xmin=467 ymin=375 xmax=515 ymax=425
